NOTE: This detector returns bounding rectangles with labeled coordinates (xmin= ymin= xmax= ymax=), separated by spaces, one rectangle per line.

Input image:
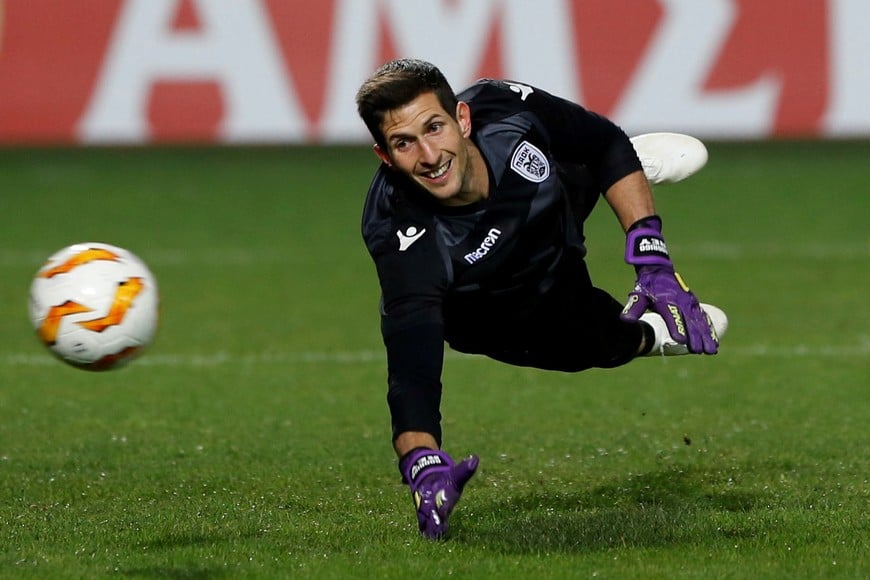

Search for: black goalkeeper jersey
xmin=360 ymin=79 xmax=642 ymax=442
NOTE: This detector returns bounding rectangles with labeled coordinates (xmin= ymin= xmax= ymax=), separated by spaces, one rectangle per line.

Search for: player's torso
xmin=362 ymin=82 xmax=588 ymax=308
xmin=434 ymin=121 xmax=569 ymax=298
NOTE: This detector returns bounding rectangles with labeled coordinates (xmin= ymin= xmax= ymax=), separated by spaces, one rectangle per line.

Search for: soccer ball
xmin=29 ymin=242 xmax=159 ymax=371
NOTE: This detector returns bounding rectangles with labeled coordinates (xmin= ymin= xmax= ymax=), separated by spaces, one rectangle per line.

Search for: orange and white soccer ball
xmin=29 ymin=242 xmax=159 ymax=371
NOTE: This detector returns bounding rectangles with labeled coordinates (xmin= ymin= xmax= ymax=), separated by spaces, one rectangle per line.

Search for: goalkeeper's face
xmin=374 ymin=92 xmax=482 ymax=207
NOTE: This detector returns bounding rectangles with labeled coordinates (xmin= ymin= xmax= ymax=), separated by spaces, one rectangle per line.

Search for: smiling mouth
xmin=422 ymin=160 xmax=451 ymax=180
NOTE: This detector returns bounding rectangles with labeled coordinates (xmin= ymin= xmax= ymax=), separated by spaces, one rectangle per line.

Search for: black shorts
xmin=443 ymin=259 xmax=642 ymax=372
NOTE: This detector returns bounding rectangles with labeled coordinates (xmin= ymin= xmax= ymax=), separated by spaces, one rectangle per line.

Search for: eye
xmin=428 ymin=122 xmax=444 ymax=135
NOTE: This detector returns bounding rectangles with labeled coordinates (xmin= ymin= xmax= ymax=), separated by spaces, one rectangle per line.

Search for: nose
xmin=418 ymin=137 xmax=440 ymax=166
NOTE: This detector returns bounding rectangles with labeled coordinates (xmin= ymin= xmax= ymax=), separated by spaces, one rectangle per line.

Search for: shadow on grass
xmin=120 ymin=566 xmax=228 ymax=579
xmin=456 ymin=465 xmax=766 ymax=552
xmin=118 ymin=531 xmax=263 ymax=578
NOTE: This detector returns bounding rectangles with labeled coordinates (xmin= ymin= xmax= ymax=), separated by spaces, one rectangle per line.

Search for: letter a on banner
xmin=78 ymin=0 xmax=305 ymax=143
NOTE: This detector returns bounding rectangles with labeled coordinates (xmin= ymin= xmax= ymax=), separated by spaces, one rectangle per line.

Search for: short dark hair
xmin=355 ymin=59 xmax=459 ymax=149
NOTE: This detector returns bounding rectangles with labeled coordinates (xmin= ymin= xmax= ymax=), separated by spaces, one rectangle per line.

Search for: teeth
xmin=426 ymin=162 xmax=449 ymax=179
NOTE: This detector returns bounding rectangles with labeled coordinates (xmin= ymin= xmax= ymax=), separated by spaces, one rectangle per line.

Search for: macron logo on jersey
xmin=510 ymin=141 xmax=550 ymax=183
xmin=397 ymin=226 xmax=426 ymax=251
xmin=505 ymin=82 xmax=534 ymax=101
xmin=464 ymin=228 xmax=502 ymax=264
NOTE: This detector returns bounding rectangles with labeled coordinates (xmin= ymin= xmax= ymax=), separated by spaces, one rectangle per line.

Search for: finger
xmin=699 ymin=310 xmax=720 ymax=354
xmin=685 ymin=325 xmax=704 ymax=354
xmin=451 ymin=455 xmax=479 ymax=489
xmin=620 ymin=293 xmax=650 ymax=321
xmin=685 ymin=309 xmax=717 ymax=354
xmin=657 ymin=302 xmax=689 ymax=345
xmin=702 ymin=332 xmax=719 ymax=354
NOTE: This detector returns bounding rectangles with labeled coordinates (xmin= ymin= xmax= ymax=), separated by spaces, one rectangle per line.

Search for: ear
xmin=456 ymin=101 xmax=472 ymax=138
xmin=373 ymin=143 xmax=392 ymax=167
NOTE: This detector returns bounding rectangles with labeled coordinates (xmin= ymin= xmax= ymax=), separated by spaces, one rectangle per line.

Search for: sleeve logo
xmin=397 ymin=226 xmax=426 ymax=251
xmin=510 ymin=141 xmax=550 ymax=183
xmin=505 ymin=82 xmax=534 ymax=101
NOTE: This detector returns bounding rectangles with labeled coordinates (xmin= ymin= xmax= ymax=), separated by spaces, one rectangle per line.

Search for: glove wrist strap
xmin=399 ymin=448 xmax=453 ymax=487
xmin=625 ymin=215 xmax=673 ymax=268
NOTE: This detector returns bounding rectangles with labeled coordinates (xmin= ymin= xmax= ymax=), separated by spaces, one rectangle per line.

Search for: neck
xmin=456 ymin=142 xmax=489 ymax=205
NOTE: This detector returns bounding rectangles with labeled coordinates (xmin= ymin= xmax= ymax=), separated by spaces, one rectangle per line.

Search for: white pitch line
xmin=2 ymin=343 xmax=869 ymax=368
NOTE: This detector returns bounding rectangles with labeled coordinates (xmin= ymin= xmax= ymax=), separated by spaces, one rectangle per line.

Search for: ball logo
xmin=510 ymin=141 xmax=550 ymax=183
xmin=77 ymin=276 xmax=146 ymax=333
xmin=40 ymin=248 xmax=120 ymax=278
xmin=37 ymin=276 xmax=147 ymax=343
xmin=38 ymin=301 xmax=93 ymax=345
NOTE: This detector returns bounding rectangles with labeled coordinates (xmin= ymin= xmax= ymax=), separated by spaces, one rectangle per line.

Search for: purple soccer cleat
xmin=400 ymin=448 xmax=479 ymax=539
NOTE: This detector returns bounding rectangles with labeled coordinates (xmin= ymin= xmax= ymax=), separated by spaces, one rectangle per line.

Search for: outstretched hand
xmin=621 ymin=266 xmax=718 ymax=354
xmin=401 ymin=448 xmax=479 ymax=539
xmin=621 ymin=215 xmax=718 ymax=354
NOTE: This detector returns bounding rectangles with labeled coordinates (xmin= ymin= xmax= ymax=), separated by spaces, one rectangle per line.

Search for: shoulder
xmin=461 ymin=79 xmax=572 ymax=148
xmin=362 ymin=167 xmax=403 ymax=254
xmin=459 ymin=79 xmax=539 ymax=121
xmin=361 ymin=166 xmax=437 ymax=258
xmin=459 ymin=78 xmax=537 ymax=103
xmin=461 ymin=79 xmax=593 ymax=132
xmin=360 ymin=170 xmax=450 ymax=304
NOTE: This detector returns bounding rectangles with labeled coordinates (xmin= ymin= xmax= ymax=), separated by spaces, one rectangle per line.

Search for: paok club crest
xmin=510 ymin=140 xmax=550 ymax=183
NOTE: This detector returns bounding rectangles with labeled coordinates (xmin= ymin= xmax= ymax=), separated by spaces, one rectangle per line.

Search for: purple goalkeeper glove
xmin=399 ymin=448 xmax=479 ymax=540
xmin=621 ymin=215 xmax=719 ymax=354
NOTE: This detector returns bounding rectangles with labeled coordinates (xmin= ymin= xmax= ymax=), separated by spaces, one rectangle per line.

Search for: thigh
xmin=492 ymin=286 xmax=641 ymax=371
xmin=446 ymin=265 xmax=643 ymax=372
xmin=546 ymin=285 xmax=642 ymax=370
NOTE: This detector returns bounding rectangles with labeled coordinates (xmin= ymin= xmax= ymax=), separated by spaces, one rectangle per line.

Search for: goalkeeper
xmin=355 ymin=59 xmax=727 ymax=540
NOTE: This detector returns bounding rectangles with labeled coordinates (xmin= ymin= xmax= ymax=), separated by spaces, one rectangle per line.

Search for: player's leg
xmin=445 ymin=261 xmax=648 ymax=372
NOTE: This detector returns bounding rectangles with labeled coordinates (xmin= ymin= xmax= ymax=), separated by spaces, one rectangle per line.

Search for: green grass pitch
xmin=0 ymin=141 xmax=867 ymax=577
